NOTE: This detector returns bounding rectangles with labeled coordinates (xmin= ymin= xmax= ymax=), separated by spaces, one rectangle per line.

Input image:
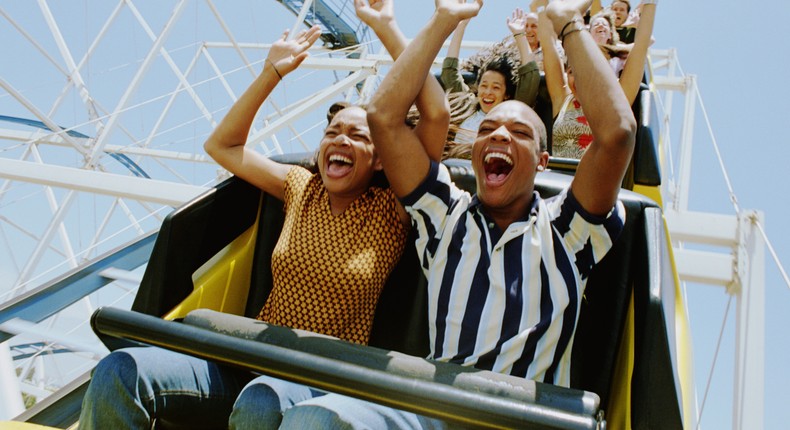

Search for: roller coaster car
xmin=13 ymin=87 xmax=685 ymax=429
xmin=92 ymin=115 xmax=683 ymax=430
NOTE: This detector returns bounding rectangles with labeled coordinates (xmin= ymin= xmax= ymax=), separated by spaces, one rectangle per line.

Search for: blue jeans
xmin=230 ymin=375 xmax=324 ymax=429
xmin=78 ymin=347 xmax=322 ymax=429
xmin=79 ymin=347 xmax=449 ymax=429
xmin=281 ymin=394 xmax=450 ymax=429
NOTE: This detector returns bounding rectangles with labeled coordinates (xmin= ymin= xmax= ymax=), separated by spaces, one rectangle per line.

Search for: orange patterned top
xmin=257 ymin=167 xmax=408 ymax=344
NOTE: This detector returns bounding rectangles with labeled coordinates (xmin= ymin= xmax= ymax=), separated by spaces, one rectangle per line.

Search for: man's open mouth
xmin=483 ymin=152 xmax=513 ymax=185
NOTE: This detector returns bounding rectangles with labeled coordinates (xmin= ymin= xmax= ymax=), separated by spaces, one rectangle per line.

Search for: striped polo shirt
xmin=402 ymin=162 xmax=625 ymax=387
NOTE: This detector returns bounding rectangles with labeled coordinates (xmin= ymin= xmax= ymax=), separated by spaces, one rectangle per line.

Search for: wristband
xmin=559 ymin=19 xmax=587 ymax=44
xmin=512 ymin=32 xmax=526 ymax=38
xmin=266 ymin=58 xmax=283 ymax=80
xmin=558 ymin=18 xmax=582 ymax=40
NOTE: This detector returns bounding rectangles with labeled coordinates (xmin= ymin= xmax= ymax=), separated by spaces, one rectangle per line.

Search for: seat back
xmin=131 ymin=155 xmax=683 ymax=428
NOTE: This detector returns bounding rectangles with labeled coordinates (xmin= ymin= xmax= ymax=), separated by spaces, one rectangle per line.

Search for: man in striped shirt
xmin=281 ymin=0 xmax=636 ymax=426
xmin=364 ymin=0 xmax=634 ymax=388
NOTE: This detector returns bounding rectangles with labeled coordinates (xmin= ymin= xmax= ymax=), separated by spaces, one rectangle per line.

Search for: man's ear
xmin=538 ymin=150 xmax=549 ymax=171
xmin=373 ymin=153 xmax=384 ymax=171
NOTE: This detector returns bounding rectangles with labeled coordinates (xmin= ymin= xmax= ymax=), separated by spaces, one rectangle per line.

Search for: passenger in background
xmin=440 ymin=7 xmax=540 ymax=145
xmin=589 ymin=9 xmax=630 ymax=76
xmin=517 ymin=11 xmax=544 ymax=71
xmin=611 ymin=0 xmax=637 ymax=43
xmin=543 ymin=0 xmax=657 ymax=159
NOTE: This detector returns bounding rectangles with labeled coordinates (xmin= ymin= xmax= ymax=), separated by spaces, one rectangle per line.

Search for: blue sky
xmin=1 ymin=1 xmax=788 ymax=428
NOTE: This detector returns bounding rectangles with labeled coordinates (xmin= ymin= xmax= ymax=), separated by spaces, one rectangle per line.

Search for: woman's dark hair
xmin=326 ymin=101 xmax=353 ymax=123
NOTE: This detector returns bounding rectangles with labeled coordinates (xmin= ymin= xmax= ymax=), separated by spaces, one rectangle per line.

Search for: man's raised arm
xmin=366 ymin=0 xmax=482 ymax=198
xmin=355 ymin=0 xmax=449 ymax=162
xmin=545 ymin=0 xmax=636 ymax=215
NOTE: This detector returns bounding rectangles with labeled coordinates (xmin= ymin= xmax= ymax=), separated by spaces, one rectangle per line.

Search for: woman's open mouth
xmin=326 ymin=153 xmax=353 ymax=178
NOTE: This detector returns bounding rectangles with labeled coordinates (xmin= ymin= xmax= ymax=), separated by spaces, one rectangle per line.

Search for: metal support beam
xmin=0 ymin=158 xmax=207 ymax=207
xmin=0 ymin=232 xmax=157 ymax=344
xmin=673 ymin=74 xmax=697 ymax=212
xmin=247 ymin=68 xmax=372 ymax=147
xmin=732 ymin=211 xmax=765 ymax=430
xmin=665 ymin=210 xmax=738 ymax=247
xmin=672 ymin=249 xmax=734 ymax=286
xmin=0 ymin=341 xmax=25 ymax=420
xmin=0 ymin=318 xmax=107 ymax=357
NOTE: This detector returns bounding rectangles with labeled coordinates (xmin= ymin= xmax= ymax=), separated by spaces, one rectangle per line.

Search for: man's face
xmin=525 ymin=15 xmax=539 ymax=46
xmin=471 ymin=101 xmax=547 ymax=210
xmin=612 ymin=2 xmax=629 ymax=27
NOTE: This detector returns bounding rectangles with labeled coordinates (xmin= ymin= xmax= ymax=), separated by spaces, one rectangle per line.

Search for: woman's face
xmin=590 ymin=17 xmax=612 ymax=45
xmin=316 ymin=106 xmax=380 ymax=197
xmin=477 ymin=70 xmax=509 ymax=113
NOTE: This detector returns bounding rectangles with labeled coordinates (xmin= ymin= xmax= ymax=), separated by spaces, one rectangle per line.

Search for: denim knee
xmin=79 ymin=350 xmax=152 ymax=430
xmin=280 ymin=402 xmax=347 ymax=430
xmin=230 ymin=383 xmax=282 ymax=429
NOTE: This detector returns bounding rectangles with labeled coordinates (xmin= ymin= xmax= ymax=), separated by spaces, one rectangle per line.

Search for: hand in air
xmin=266 ymin=25 xmax=322 ymax=78
xmin=354 ymin=0 xmax=395 ymax=28
xmin=545 ymin=0 xmax=593 ymax=33
xmin=435 ymin=0 xmax=484 ymax=22
xmin=507 ymin=7 xmax=528 ymax=35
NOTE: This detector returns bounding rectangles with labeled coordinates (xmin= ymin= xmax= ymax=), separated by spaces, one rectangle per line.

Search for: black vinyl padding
xmin=126 ymin=155 xmax=681 ymax=429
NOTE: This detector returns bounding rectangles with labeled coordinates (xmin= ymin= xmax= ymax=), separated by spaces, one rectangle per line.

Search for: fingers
xmin=300 ymin=26 xmax=322 ymax=50
xmin=291 ymin=51 xmax=310 ymax=69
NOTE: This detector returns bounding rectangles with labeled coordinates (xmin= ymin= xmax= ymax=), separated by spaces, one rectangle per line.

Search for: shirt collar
xmin=470 ymin=191 xmax=543 ymax=223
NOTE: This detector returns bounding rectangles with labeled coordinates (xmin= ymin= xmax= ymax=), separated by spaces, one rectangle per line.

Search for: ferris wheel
xmin=0 ymin=1 xmax=771 ymax=429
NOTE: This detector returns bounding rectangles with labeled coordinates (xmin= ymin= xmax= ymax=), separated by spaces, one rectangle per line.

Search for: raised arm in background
xmin=355 ymin=0 xmax=449 ymax=161
xmin=539 ymin=12 xmax=571 ymax=118
xmin=508 ymin=7 xmax=541 ymax=106
xmin=508 ymin=7 xmax=536 ymax=65
xmin=367 ymin=0 xmax=483 ymax=198
xmin=546 ymin=0 xmax=636 ymax=215
xmin=618 ymin=0 xmax=656 ymax=104
xmin=203 ymin=26 xmax=322 ymax=201
xmin=440 ymin=17 xmax=472 ymax=95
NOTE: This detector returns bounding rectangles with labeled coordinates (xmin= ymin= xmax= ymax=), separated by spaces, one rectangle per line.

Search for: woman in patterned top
xmin=79 ymin=1 xmax=451 ymax=428
xmin=541 ymin=1 xmax=656 ymax=159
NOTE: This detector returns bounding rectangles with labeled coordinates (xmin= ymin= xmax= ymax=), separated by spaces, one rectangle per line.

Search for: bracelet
xmin=266 ymin=58 xmax=283 ymax=80
xmin=561 ymin=27 xmax=587 ymax=44
xmin=558 ymin=18 xmax=582 ymax=40
xmin=512 ymin=32 xmax=526 ymax=38
xmin=559 ymin=19 xmax=587 ymax=44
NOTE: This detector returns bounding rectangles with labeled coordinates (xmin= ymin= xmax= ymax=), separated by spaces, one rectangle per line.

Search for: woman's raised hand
xmin=265 ymin=25 xmax=322 ymax=78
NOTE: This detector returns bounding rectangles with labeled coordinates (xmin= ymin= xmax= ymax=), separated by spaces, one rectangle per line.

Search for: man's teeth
xmin=329 ymin=154 xmax=352 ymax=164
xmin=484 ymin=152 xmax=513 ymax=165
